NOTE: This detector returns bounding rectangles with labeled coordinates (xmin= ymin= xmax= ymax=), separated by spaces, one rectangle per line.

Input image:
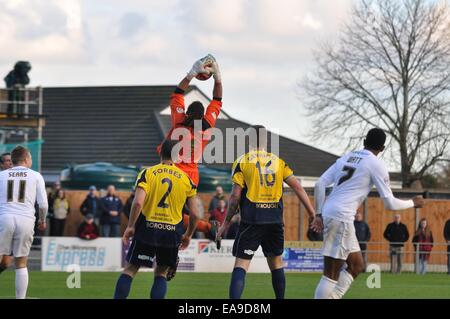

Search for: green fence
xmin=0 ymin=139 xmax=43 ymax=171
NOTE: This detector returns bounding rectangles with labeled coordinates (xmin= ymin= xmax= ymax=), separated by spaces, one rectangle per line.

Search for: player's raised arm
xmin=371 ymin=161 xmax=424 ymax=210
xmin=211 ymin=59 xmax=222 ymax=99
xmin=285 ymin=176 xmax=322 ymax=232
xmin=202 ymin=56 xmax=223 ymax=130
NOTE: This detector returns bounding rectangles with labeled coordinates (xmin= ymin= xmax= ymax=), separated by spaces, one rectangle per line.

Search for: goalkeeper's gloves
xmin=203 ymin=54 xmax=221 ymax=83
xmin=186 ymin=55 xmax=215 ymax=80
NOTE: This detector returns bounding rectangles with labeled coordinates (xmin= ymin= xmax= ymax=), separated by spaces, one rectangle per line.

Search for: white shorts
xmin=0 ymin=214 xmax=35 ymax=257
xmin=322 ymin=217 xmax=360 ymax=260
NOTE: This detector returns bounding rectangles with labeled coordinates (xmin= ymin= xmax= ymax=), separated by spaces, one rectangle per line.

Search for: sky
xmin=0 ymin=0 xmax=353 ymax=156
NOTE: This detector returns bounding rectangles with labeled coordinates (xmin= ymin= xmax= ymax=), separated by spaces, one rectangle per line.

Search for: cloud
xmin=0 ymin=0 xmax=88 ymax=64
xmin=0 ymin=0 xmax=353 ymax=155
xmin=118 ymin=12 xmax=149 ymax=39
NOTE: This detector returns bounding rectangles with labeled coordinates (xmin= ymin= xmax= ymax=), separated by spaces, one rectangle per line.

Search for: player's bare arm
xmin=37 ymin=175 xmax=49 ymax=231
xmin=122 ymin=187 xmax=146 ymax=245
xmin=216 ymin=183 xmax=242 ymax=241
xmin=180 ymin=195 xmax=200 ymax=250
xmin=211 ymin=60 xmax=222 ymax=99
xmin=285 ymin=175 xmax=323 ymax=233
xmin=37 ymin=207 xmax=47 ymax=231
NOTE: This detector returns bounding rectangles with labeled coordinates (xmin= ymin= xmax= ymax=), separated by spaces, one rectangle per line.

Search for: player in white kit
xmin=0 ymin=152 xmax=14 ymax=275
xmin=313 ymin=128 xmax=424 ymax=299
xmin=0 ymin=146 xmax=48 ymax=299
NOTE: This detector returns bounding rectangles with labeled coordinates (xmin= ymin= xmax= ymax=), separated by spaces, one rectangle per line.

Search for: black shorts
xmin=126 ymin=239 xmax=179 ymax=268
xmin=232 ymin=223 xmax=284 ymax=260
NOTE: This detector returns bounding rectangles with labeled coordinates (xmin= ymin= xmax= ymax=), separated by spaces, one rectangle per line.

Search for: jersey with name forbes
xmin=134 ymin=163 xmax=197 ymax=247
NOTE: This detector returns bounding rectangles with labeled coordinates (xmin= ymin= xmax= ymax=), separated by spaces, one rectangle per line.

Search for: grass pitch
xmin=0 ymin=271 xmax=449 ymax=299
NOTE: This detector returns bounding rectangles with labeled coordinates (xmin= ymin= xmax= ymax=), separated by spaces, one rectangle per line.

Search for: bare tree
xmin=302 ymin=0 xmax=450 ymax=187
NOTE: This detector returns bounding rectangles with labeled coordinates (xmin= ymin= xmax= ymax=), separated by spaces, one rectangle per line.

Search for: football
xmin=196 ymin=70 xmax=212 ymax=81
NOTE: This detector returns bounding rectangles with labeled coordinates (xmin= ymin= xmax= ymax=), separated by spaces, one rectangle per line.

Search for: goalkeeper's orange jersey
xmin=157 ymin=92 xmax=222 ymax=186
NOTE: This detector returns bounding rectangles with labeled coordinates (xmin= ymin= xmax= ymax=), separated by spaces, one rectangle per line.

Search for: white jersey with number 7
xmin=316 ymin=149 xmax=413 ymax=223
xmin=0 ymin=166 xmax=48 ymax=220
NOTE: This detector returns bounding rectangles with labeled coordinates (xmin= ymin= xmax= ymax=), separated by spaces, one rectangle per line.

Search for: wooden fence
xmin=60 ymin=190 xmax=450 ymax=266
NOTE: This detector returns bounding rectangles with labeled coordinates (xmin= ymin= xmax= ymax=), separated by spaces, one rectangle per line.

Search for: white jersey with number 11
xmin=0 ymin=166 xmax=48 ymax=220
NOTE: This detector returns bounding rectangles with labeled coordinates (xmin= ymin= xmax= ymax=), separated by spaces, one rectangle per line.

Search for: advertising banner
xmin=283 ymin=241 xmax=323 ymax=272
xmin=41 ymin=237 xmax=122 ymax=271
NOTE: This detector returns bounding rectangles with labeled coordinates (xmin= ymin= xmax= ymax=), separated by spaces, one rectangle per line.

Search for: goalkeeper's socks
xmin=271 ymin=268 xmax=286 ymax=299
xmin=151 ymin=276 xmax=167 ymax=299
xmin=113 ymin=273 xmax=133 ymax=299
xmin=329 ymin=269 xmax=354 ymax=299
xmin=229 ymin=267 xmax=246 ymax=299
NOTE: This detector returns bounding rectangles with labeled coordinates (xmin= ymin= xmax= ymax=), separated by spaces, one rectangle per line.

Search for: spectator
xmin=354 ymin=212 xmax=371 ymax=268
xmin=123 ymin=189 xmax=135 ymax=220
xmin=225 ymin=214 xmax=241 ymax=239
xmin=307 ymin=216 xmax=324 ymax=241
xmin=49 ymin=189 xmax=70 ymax=236
xmin=413 ymin=218 xmax=434 ymax=275
xmin=0 ymin=152 xmax=12 ymax=170
xmin=47 ymin=181 xmax=61 ymax=219
xmin=444 ymin=218 xmax=450 ymax=275
xmin=80 ymin=186 xmax=102 ymax=225
xmin=77 ymin=214 xmax=99 ymax=240
xmin=100 ymin=185 xmax=123 ymax=237
xmin=209 ymin=199 xmax=227 ymax=225
xmin=208 ymin=186 xmax=227 ymax=211
xmin=383 ymin=214 xmax=409 ymax=273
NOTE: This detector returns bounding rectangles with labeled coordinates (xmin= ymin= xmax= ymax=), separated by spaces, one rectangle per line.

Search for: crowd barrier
xmin=39 ymin=237 xmax=324 ymax=273
xmin=38 ymin=237 xmax=449 ymax=274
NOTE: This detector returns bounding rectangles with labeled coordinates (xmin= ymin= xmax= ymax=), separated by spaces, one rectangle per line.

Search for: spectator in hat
xmin=77 ymin=214 xmax=99 ymax=240
xmin=80 ymin=185 xmax=102 ymax=225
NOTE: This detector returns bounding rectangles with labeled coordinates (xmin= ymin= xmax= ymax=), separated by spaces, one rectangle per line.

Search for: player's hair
xmin=364 ymin=128 xmax=386 ymax=151
xmin=248 ymin=125 xmax=268 ymax=149
xmin=11 ymin=146 xmax=30 ymax=165
xmin=160 ymin=139 xmax=178 ymax=160
xmin=186 ymin=101 xmax=205 ymax=119
xmin=0 ymin=152 xmax=10 ymax=163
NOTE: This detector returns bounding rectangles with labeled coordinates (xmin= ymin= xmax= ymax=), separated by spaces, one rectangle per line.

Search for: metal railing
xmin=359 ymin=241 xmax=449 ymax=274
